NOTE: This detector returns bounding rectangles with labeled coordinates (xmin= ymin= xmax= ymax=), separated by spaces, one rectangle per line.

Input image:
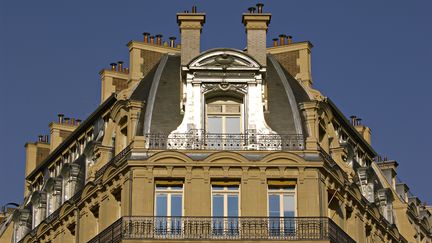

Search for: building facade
xmin=1 ymin=4 xmax=431 ymax=243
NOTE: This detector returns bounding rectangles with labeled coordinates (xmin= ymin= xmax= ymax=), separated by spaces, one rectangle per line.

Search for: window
xmin=206 ymin=98 xmax=243 ymax=149
xmin=268 ymin=185 xmax=296 ymax=236
xmin=155 ymin=184 xmax=183 ymax=235
xmin=212 ymin=184 xmax=240 ymax=235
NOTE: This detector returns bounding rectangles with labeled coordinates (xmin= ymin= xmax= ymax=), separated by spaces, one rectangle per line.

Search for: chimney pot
xmin=118 ymin=61 xmax=124 ymax=72
xmin=256 ymin=3 xmax=264 ymax=13
xmin=57 ymin=114 xmax=64 ymax=123
xmin=70 ymin=118 xmax=75 ymax=125
xmin=76 ymin=119 xmax=82 ymax=126
xmin=44 ymin=135 xmax=49 ymax=143
xmin=110 ymin=63 xmax=117 ymax=71
xmin=350 ymin=115 xmax=357 ymax=125
xmin=124 ymin=67 xmax=129 ymax=74
xmin=191 ymin=6 xmax=197 ymax=13
xmin=169 ymin=36 xmax=176 ymax=47
xmin=155 ymin=34 xmax=163 ymax=45
xmin=279 ymin=34 xmax=286 ymax=46
xmin=38 ymin=135 xmax=43 ymax=142
xmin=272 ymin=38 xmax=278 ymax=47
xmin=64 ymin=117 xmax=70 ymax=125
xmin=142 ymin=32 xmax=150 ymax=43
xmin=248 ymin=7 xmax=256 ymax=13
xmin=287 ymin=35 xmax=293 ymax=44
xmin=356 ymin=118 xmax=362 ymax=125
xmin=149 ymin=36 xmax=155 ymax=44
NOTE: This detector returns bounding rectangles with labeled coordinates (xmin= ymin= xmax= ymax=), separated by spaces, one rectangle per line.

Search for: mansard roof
xmin=129 ymin=49 xmax=310 ymax=136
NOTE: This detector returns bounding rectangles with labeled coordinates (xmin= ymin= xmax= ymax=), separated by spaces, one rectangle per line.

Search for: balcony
xmin=88 ymin=216 xmax=355 ymax=243
xmin=144 ymin=130 xmax=304 ymax=151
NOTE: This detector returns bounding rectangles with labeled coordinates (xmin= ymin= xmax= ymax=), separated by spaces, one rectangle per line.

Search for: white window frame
xmin=267 ymin=186 xmax=297 ymax=217
xmin=211 ymin=185 xmax=240 ymax=217
xmin=154 ymin=184 xmax=184 ymax=236
xmin=154 ymin=185 xmax=184 ymax=217
xmin=205 ymin=99 xmax=244 ymax=134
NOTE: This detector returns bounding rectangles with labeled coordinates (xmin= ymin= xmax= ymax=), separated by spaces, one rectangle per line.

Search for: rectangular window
xmin=212 ymin=185 xmax=240 ymax=236
xmin=155 ymin=184 xmax=183 ymax=235
xmin=268 ymin=185 xmax=296 ymax=236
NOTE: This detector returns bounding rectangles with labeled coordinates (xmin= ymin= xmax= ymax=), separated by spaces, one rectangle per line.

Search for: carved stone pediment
xmin=187 ymin=49 xmax=261 ymax=71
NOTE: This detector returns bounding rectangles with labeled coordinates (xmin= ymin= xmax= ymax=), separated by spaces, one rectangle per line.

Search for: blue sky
xmin=1 ymin=0 xmax=431 ymax=206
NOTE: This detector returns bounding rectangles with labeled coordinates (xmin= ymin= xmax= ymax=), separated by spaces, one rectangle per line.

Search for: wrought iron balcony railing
xmin=144 ymin=130 xmax=304 ymax=151
xmin=88 ymin=216 xmax=355 ymax=243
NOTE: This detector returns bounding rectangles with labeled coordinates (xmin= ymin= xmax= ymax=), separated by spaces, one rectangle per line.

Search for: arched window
xmin=12 ymin=209 xmax=31 ymax=243
xmin=61 ymin=163 xmax=81 ymax=202
xmin=30 ymin=191 xmax=46 ymax=227
xmin=44 ymin=178 xmax=62 ymax=216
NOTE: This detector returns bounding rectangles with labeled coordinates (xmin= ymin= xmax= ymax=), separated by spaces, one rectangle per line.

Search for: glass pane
xmin=227 ymin=185 xmax=239 ymax=191
xmin=225 ymin=117 xmax=241 ymax=134
xmin=283 ymin=195 xmax=295 ymax=217
xmin=269 ymin=195 xmax=280 ymax=217
xmin=227 ymin=195 xmax=239 ymax=235
xmin=156 ymin=185 xmax=168 ymax=190
xmin=212 ymin=195 xmax=224 ymax=217
xmin=155 ymin=194 xmax=168 ymax=235
xmin=212 ymin=186 xmax=224 ymax=191
xmin=212 ymin=195 xmax=224 ymax=235
xmin=227 ymin=195 xmax=238 ymax=217
xmin=208 ymin=117 xmax=222 ymax=133
xmin=170 ymin=185 xmax=183 ymax=190
xmin=171 ymin=195 xmax=182 ymax=217
xmin=156 ymin=194 xmax=167 ymax=216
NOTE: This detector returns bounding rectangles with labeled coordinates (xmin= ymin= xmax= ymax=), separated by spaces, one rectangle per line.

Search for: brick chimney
xmin=100 ymin=61 xmax=129 ymax=103
xmin=176 ymin=6 xmax=206 ymax=66
xmin=242 ymin=3 xmax=271 ymax=66
xmin=24 ymin=136 xmax=50 ymax=196
xmin=49 ymin=114 xmax=79 ymax=151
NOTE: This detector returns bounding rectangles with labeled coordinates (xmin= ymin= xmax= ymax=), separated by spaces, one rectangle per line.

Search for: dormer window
xmin=206 ymin=98 xmax=243 ymax=134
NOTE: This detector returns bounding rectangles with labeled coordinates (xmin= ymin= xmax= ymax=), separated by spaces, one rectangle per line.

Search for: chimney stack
xmin=177 ymin=6 xmax=206 ymax=65
xmin=242 ymin=4 xmax=271 ymax=66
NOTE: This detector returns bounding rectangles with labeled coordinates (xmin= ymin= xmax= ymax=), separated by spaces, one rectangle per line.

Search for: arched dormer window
xmin=30 ymin=191 xmax=46 ymax=227
xmin=12 ymin=209 xmax=31 ymax=243
xmin=61 ymin=163 xmax=81 ymax=202
xmin=43 ymin=178 xmax=62 ymax=216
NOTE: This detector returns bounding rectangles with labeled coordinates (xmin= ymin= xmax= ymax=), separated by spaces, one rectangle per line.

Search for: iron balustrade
xmin=88 ymin=216 xmax=356 ymax=242
xmin=144 ymin=130 xmax=304 ymax=151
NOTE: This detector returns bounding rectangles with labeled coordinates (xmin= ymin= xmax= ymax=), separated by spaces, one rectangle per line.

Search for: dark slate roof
xmin=130 ymin=54 xmax=183 ymax=135
xmin=130 ymin=52 xmax=310 ymax=136
xmin=265 ymin=55 xmax=310 ymax=135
